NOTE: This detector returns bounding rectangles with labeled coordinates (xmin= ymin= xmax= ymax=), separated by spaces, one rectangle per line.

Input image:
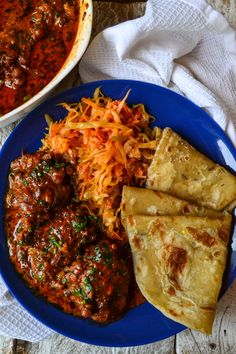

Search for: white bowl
xmin=0 ymin=0 xmax=93 ymax=128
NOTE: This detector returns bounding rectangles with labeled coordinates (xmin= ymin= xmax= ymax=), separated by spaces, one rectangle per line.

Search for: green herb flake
xmin=74 ymin=287 xmax=91 ymax=304
xmin=43 ymin=164 xmax=51 ymax=172
xmin=102 ymin=243 xmax=112 ymax=267
xmin=21 ymin=178 xmax=28 ymax=186
xmin=23 ymin=95 xmax=31 ymax=102
xmin=28 ymin=226 xmax=35 ymax=233
xmin=16 ymin=226 xmax=24 ymax=233
xmin=62 ymin=277 xmax=67 ymax=285
xmin=84 ymin=277 xmax=93 ymax=292
xmin=93 ymin=246 xmax=103 ymax=262
xmin=72 ymin=220 xmax=88 ymax=233
xmin=55 ymin=162 xmax=66 ymax=169
xmin=18 ymin=240 xmax=24 ymax=246
xmin=38 ymin=273 xmax=44 ymax=282
xmin=38 ymin=199 xmax=46 ymax=206
xmin=50 ymin=236 xmax=62 ymax=248
xmin=89 ymin=266 xmax=96 ymax=275
xmin=38 ymin=263 xmax=44 ymax=271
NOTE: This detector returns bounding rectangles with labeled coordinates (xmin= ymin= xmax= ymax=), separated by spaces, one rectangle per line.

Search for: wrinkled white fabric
xmin=1 ymin=0 xmax=236 ymax=343
xmin=80 ymin=0 xmax=236 ymax=145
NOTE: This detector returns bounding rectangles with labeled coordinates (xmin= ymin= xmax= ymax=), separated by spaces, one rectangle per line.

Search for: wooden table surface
xmin=1 ymin=0 xmax=236 ymax=353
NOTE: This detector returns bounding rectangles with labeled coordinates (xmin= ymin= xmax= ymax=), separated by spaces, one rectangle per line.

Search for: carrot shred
xmin=42 ymin=89 xmax=158 ymax=241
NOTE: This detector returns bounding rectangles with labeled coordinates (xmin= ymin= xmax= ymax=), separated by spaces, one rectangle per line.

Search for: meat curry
xmin=0 ymin=0 xmax=79 ymax=116
xmin=5 ymin=151 xmax=144 ymax=323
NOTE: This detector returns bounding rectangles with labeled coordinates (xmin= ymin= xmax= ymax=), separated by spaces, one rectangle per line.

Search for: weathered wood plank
xmin=208 ymin=0 xmax=236 ymax=29
xmin=0 ymin=336 xmax=16 ymax=354
xmin=176 ymin=280 xmax=236 ymax=354
xmin=21 ymin=335 xmax=175 ymax=354
xmin=91 ymin=1 xmax=146 ymax=39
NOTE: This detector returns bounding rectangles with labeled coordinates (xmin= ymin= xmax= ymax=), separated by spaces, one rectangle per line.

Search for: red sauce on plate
xmin=0 ymin=0 xmax=79 ymax=116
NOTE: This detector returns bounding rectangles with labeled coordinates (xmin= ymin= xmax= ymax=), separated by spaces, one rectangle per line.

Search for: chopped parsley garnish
xmin=84 ymin=277 xmax=93 ymax=292
xmin=72 ymin=219 xmax=88 ymax=233
xmin=43 ymin=164 xmax=51 ymax=172
xmin=49 ymin=236 xmax=62 ymax=248
xmin=88 ymin=244 xmax=112 ymax=265
xmin=89 ymin=266 xmax=96 ymax=275
xmin=38 ymin=263 xmax=44 ymax=270
xmin=23 ymin=95 xmax=31 ymax=102
xmin=16 ymin=226 xmax=24 ymax=233
xmin=74 ymin=287 xmax=91 ymax=303
xmin=62 ymin=277 xmax=67 ymax=285
xmin=55 ymin=162 xmax=66 ymax=169
xmin=28 ymin=226 xmax=35 ymax=233
xmin=18 ymin=240 xmax=24 ymax=246
xmin=38 ymin=199 xmax=46 ymax=206
xmin=21 ymin=179 xmax=28 ymax=186
xmin=93 ymin=246 xmax=103 ymax=262
xmin=101 ymin=243 xmax=112 ymax=267
xmin=38 ymin=273 xmax=44 ymax=282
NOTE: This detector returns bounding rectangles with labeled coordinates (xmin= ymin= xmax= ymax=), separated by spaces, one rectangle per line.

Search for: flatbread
xmin=125 ymin=214 xmax=232 ymax=334
xmin=146 ymin=128 xmax=236 ymax=211
xmin=121 ymin=186 xmax=223 ymax=221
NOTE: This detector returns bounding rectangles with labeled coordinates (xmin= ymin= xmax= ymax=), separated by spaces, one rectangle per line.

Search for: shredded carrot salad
xmin=42 ymin=88 xmax=158 ymax=241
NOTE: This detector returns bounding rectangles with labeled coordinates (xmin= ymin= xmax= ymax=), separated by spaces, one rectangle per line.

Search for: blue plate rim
xmin=0 ymin=79 xmax=236 ymax=346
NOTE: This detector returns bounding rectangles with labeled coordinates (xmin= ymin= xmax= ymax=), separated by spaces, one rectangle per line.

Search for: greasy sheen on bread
xmin=146 ymin=128 xmax=236 ymax=211
xmin=125 ymin=214 xmax=232 ymax=334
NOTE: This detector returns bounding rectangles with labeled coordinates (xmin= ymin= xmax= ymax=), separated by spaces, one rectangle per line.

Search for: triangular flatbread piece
xmin=121 ymin=186 xmax=223 ymax=221
xmin=146 ymin=128 xmax=236 ymax=211
xmin=125 ymin=214 xmax=232 ymax=334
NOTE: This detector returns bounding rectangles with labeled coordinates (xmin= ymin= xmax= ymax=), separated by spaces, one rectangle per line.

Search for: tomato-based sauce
xmin=0 ymin=0 xmax=79 ymax=116
xmin=5 ymin=151 xmax=144 ymax=323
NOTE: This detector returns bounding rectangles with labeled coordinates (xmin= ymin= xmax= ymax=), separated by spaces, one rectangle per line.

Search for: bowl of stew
xmin=0 ymin=0 xmax=92 ymax=128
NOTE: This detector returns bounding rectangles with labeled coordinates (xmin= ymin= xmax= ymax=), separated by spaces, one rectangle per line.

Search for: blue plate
xmin=0 ymin=80 xmax=236 ymax=347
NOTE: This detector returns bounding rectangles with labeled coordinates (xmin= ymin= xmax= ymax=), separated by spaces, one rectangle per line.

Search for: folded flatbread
xmin=146 ymin=128 xmax=236 ymax=211
xmin=121 ymin=186 xmax=223 ymax=221
xmin=125 ymin=214 xmax=232 ymax=334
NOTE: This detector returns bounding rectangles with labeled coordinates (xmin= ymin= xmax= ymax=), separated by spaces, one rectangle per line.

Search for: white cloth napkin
xmin=80 ymin=0 xmax=236 ymax=145
xmin=1 ymin=0 xmax=236 ymax=343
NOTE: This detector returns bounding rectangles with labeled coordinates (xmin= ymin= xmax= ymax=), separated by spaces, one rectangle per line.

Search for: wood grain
xmin=0 ymin=337 xmax=16 ymax=354
xmin=176 ymin=280 xmax=236 ymax=354
xmin=22 ymin=336 xmax=175 ymax=354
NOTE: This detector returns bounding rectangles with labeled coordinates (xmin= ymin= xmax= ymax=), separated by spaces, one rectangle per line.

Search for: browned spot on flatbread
xmin=187 ymin=227 xmax=216 ymax=247
xmin=200 ymin=306 xmax=214 ymax=311
xmin=169 ymin=309 xmax=178 ymax=317
xmin=133 ymin=236 xmax=141 ymax=250
xmin=166 ymin=246 xmax=187 ymax=290
xmin=154 ymin=190 xmax=164 ymax=198
xmin=182 ymin=204 xmax=192 ymax=214
xmin=218 ymin=227 xmax=229 ymax=243
xmin=213 ymin=251 xmax=220 ymax=257
xmin=167 ymin=286 xmax=176 ymax=296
